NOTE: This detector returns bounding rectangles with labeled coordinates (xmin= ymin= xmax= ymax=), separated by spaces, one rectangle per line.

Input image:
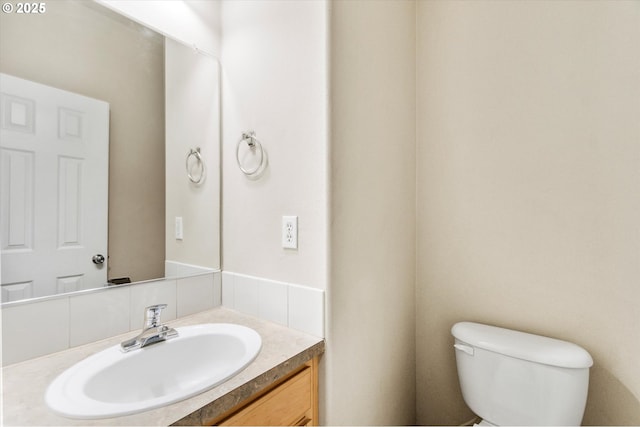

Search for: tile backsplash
xmin=1 ymin=270 xmax=325 ymax=366
xmin=222 ymin=272 xmax=325 ymax=338
xmin=1 ymin=271 xmax=221 ymax=366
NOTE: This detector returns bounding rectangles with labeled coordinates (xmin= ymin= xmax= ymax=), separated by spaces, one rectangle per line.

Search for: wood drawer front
xmin=219 ymin=367 xmax=312 ymax=426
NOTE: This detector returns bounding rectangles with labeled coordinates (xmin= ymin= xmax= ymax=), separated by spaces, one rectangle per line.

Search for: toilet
xmin=451 ymin=321 xmax=593 ymax=426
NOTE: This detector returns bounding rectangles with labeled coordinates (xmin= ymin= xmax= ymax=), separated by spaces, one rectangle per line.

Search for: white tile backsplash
xmin=69 ymin=286 xmax=131 ymax=347
xmin=176 ymin=274 xmax=216 ymax=318
xmin=288 ymin=284 xmax=325 ymax=337
xmin=2 ymin=298 xmax=69 ymax=365
xmin=1 ymin=270 xmax=221 ymax=366
xmin=222 ymin=271 xmax=235 ymax=307
xmin=222 ymin=272 xmax=324 ymax=337
xmin=258 ymin=279 xmax=288 ymax=326
xmin=234 ymin=274 xmax=259 ymax=317
xmin=0 ymin=270 xmax=325 ymax=365
xmin=213 ymin=273 xmax=222 ymax=307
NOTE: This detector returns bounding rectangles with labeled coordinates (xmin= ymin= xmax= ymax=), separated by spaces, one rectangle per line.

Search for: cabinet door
xmin=220 ymin=367 xmax=312 ymax=426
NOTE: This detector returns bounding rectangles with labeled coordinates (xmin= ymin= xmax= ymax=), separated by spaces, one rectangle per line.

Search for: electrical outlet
xmin=175 ymin=217 xmax=183 ymax=240
xmin=282 ymin=216 xmax=298 ymax=249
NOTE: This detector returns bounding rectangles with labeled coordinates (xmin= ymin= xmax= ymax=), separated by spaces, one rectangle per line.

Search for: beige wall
xmin=416 ymin=1 xmax=640 ymax=425
xmin=102 ymin=1 xmax=222 ymax=273
xmin=221 ymin=0 xmax=328 ymax=290
xmin=327 ymin=0 xmax=416 ymax=424
xmin=165 ymin=38 xmax=220 ymax=269
xmin=0 ymin=0 xmax=165 ymax=283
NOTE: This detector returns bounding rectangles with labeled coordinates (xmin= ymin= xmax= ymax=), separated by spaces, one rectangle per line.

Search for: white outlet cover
xmin=282 ymin=216 xmax=298 ymax=249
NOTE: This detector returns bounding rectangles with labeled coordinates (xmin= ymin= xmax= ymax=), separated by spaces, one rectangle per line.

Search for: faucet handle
xmin=144 ymin=304 xmax=168 ymax=327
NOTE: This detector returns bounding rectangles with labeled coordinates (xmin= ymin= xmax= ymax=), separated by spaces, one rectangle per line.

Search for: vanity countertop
xmin=1 ymin=307 xmax=325 ymax=426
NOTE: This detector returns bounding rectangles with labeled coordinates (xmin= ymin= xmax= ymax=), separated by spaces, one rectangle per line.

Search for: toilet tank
xmin=451 ymin=322 xmax=593 ymax=426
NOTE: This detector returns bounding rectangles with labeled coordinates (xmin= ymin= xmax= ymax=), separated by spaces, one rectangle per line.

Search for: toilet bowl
xmin=452 ymin=322 xmax=593 ymax=426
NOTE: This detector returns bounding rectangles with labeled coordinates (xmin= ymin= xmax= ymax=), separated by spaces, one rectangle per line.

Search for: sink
xmin=45 ymin=323 xmax=262 ymax=419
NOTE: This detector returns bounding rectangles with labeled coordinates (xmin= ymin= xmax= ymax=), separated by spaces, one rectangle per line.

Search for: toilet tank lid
xmin=451 ymin=322 xmax=593 ymax=369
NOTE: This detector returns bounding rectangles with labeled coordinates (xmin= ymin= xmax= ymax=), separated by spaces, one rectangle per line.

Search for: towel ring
xmin=236 ymin=131 xmax=266 ymax=177
xmin=186 ymin=147 xmax=206 ymax=184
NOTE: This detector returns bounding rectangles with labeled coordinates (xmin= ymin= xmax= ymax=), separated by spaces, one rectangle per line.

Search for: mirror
xmin=0 ymin=0 xmax=220 ymax=304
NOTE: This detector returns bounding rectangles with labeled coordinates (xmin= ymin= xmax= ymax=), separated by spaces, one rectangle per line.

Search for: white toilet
xmin=451 ymin=321 xmax=593 ymax=426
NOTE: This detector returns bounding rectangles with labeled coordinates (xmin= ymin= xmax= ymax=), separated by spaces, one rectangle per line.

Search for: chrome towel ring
xmin=236 ymin=131 xmax=267 ymax=177
xmin=186 ymin=147 xmax=206 ymax=184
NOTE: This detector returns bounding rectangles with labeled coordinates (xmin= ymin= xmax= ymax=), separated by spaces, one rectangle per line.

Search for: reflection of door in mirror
xmin=0 ymin=0 xmax=221 ymax=306
xmin=0 ymin=0 xmax=166 ymax=300
xmin=0 ymin=73 xmax=109 ymax=302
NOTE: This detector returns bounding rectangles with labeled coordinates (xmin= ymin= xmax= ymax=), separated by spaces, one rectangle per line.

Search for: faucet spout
xmin=121 ymin=304 xmax=178 ymax=352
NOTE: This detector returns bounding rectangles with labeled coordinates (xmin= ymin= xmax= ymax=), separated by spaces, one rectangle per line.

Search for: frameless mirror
xmin=0 ymin=0 xmax=220 ymax=304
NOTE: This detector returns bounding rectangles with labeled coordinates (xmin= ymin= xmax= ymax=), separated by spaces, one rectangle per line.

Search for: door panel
xmin=0 ymin=73 xmax=109 ymax=302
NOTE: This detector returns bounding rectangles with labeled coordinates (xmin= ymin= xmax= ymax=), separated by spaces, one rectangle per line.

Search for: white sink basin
xmin=45 ymin=323 xmax=261 ymax=419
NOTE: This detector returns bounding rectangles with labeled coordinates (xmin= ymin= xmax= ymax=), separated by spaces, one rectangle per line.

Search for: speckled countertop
xmin=1 ymin=307 xmax=325 ymax=426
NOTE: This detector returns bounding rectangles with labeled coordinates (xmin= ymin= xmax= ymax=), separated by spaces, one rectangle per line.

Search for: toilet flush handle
xmin=454 ymin=343 xmax=475 ymax=356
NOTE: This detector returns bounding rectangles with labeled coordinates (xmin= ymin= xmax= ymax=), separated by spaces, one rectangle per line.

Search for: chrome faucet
xmin=120 ymin=304 xmax=178 ymax=352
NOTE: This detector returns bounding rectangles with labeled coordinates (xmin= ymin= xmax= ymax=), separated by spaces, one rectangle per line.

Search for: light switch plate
xmin=175 ymin=217 xmax=183 ymax=240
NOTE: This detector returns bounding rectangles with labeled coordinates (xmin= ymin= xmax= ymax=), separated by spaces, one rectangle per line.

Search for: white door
xmin=0 ymin=73 xmax=109 ymax=302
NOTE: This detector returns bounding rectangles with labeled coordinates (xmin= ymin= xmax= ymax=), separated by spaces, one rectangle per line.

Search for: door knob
xmin=92 ymin=254 xmax=105 ymax=265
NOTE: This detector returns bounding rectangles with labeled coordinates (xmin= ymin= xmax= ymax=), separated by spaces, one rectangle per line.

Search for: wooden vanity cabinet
xmin=211 ymin=356 xmax=319 ymax=426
